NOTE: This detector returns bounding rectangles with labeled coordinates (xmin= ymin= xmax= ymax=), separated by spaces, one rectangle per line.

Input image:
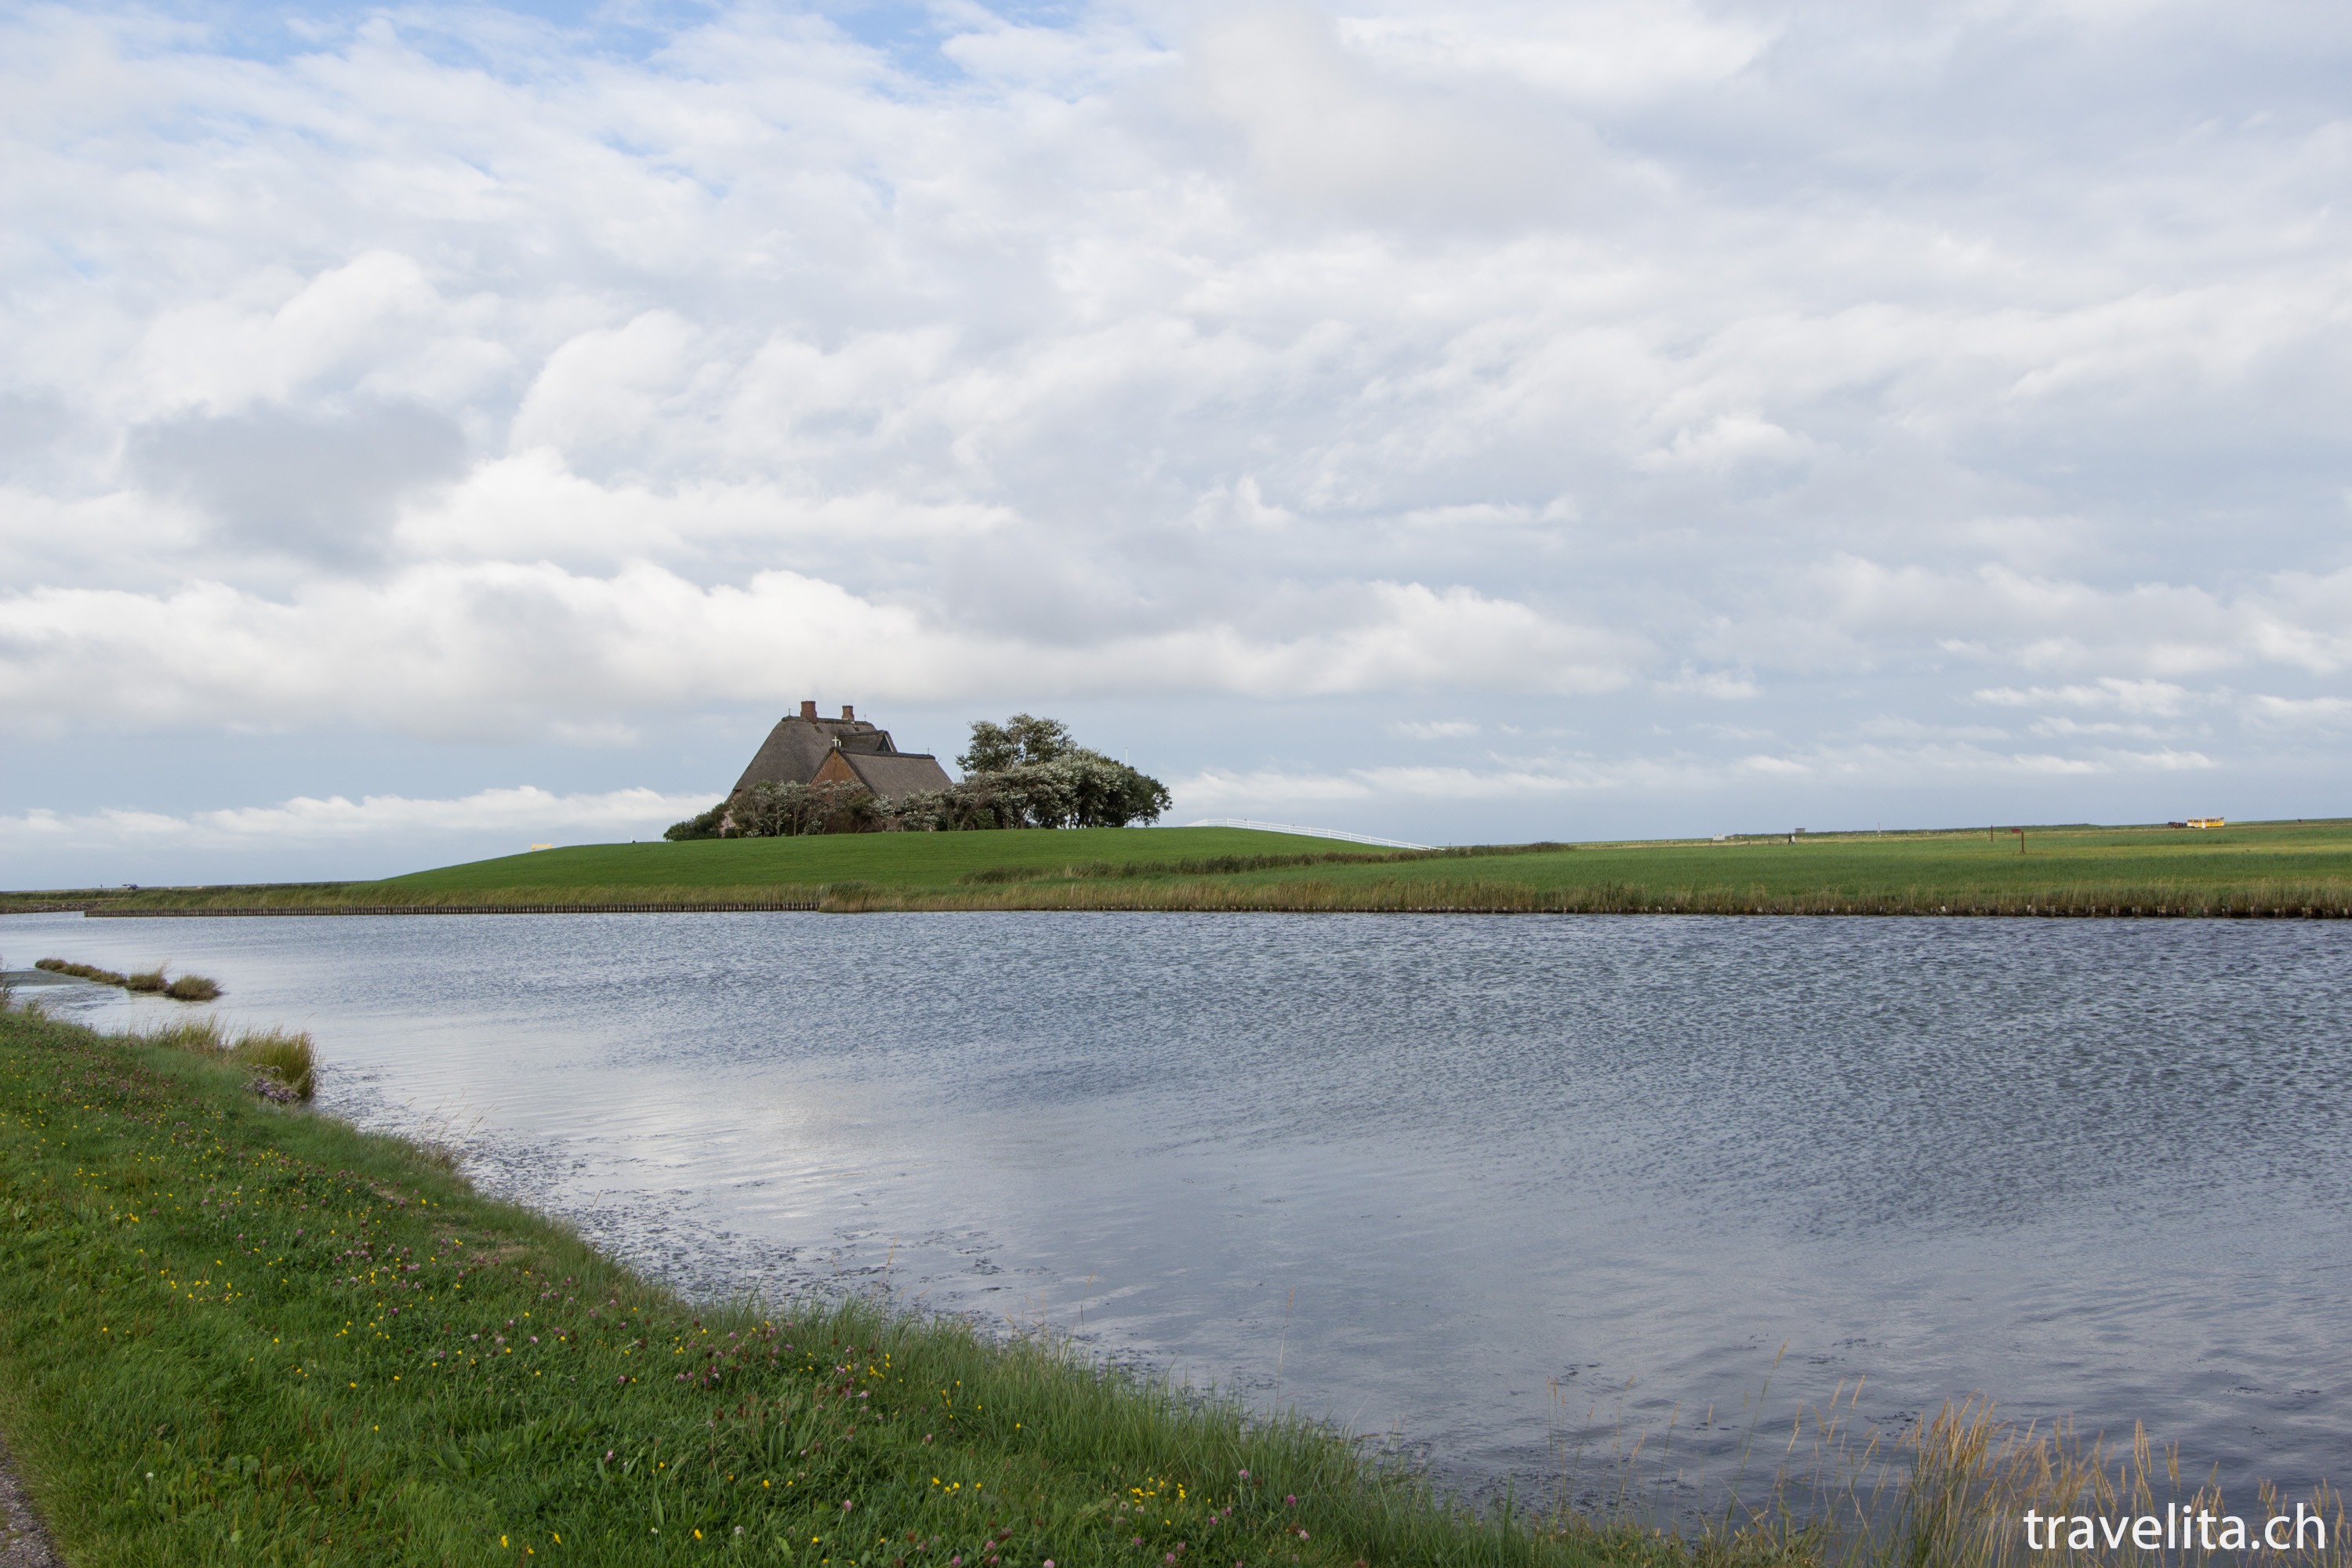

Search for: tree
xmin=731 ymin=779 xmax=884 ymax=837
xmin=948 ymin=716 xmax=1172 ymax=828
xmin=663 ymin=802 xmax=726 ymax=840
xmin=957 ymin=713 xmax=1073 ymax=774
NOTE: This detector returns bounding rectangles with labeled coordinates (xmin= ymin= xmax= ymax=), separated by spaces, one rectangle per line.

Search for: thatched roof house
xmin=732 ymin=702 xmax=953 ymax=801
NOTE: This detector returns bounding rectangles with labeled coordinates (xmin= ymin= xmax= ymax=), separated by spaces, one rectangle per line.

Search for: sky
xmin=3 ymin=0 xmax=2349 ymax=886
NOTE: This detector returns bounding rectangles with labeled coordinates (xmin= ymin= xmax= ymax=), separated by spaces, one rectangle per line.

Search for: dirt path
xmin=0 ymin=1430 xmax=59 ymax=1568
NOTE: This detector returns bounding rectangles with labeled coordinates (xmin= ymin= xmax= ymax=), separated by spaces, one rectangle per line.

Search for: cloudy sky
xmin=3 ymin=0 xmax=2348 ymax=885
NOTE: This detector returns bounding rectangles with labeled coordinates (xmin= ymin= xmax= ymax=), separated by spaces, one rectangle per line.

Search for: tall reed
xmin=227 ymin=1027 xmax=317 ymax=1101
xmin=1852 ymin=1398 xmax=2342 ymax=1567
xmin=133 ymin=1015 xmax=316 ymax=1101
xmin=1555 ymin=1387 xmax=2347 ymax=1568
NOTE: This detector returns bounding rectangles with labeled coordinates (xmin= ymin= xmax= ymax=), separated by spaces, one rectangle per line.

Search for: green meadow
xmin=39 ymin=818 xmax=2352 ymax=918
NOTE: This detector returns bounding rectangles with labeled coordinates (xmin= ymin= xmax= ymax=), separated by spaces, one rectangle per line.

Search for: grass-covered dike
xmin=34 ymin=819 xmax=2352 ymax=921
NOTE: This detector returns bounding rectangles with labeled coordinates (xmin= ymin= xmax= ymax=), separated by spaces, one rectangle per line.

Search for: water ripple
xmin=11 ymin=908 xmax=2347 ymax=1504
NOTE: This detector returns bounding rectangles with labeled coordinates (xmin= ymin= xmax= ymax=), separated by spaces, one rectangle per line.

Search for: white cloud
xmin=1850 ymin=717 xmax=2011 ymax=742
xmin=1173 ymin=731 xmax=2225 ymax=819
xmin=1660 ymin=665 xmax=1762 ymax=700
xmin=1635 ymin=415 xmax=1813 ymax=474
xmin=1970 ymin=679 xmax=2199 ymax=715
xmin=3 ymin=0 xmax=2350 ymax=854
xmin=2244 ymin=695 xmax=2352 ymax=730
xmin=1188 ymin=2 xmax=1593 ymax=228
xmin=0 ymin=786 xmax=711 ymax=851
xmin=1736 ymin=753 xmax=1810 ymax=777
xmin=509 ymin=310 xmax=706 ymax=460
xmin=122 ymin=252 xmax=477 ymax=422
xmin=0 ymin=567 xmax=1633 ymax=739
xmin=0 ymin=564 xmax=964 ymax=739
xmin=1359 ymin=764 xmax=1599 ymax=797
xmin=1342 ymin=0 xmax=1776 ymax=107
xmin=2027 ymin=717 xmax=2167 ymax=739
xmin=1173 ymin=768 xmax=1377 ymax=811
xmin=2110 ymin=749 xmax=2217 ymax=771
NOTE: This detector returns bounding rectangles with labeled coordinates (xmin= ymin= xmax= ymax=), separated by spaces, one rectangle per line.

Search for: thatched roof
xmin=731 ymin=712 xmax=902 ymax=794
xmin=824 ymin=750 xmax=955 ymax=800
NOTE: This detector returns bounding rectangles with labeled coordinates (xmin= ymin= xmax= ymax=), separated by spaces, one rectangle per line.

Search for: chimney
xmin=841 ymin=705 xmax=855 ymax=720
xmin=799 ymin=700 xmax=818 ymax=720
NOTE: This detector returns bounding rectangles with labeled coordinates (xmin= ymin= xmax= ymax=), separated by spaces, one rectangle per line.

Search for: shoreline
xmin=0 ymin=998 xmax=1662 ymax=1567
xmin=54 ymin=906 xmax=2352 ymax=919
xmin=34 ymin=891 xmax=2352 ymax=920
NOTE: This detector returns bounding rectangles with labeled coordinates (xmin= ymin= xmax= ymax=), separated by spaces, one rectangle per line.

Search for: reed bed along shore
xmin=1 ymin=993 xmax=2339 ymax=1565
xmin=818 ymin=877 xmax=2352 ymax=920
xmin=135 ymin=1014 xmax=319 ymax=1102
xmin=42 ymin=873 xmax=2352 ymax=921
xmin=1543 ymin=1368 xmax=2343 ymax=1568
xmin=1870 ymin=1400 xmax=2342 ymax=1568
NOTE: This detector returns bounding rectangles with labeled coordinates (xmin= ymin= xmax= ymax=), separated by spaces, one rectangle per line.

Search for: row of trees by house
xmin=665 ymin=714 xmax=1173 ymax=839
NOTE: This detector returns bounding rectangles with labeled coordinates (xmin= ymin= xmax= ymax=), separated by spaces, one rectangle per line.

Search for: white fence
xmin=1184 ymin=818 xmax=1433 ymax=851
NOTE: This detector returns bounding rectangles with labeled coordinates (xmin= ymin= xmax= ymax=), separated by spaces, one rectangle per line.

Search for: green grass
xmin=0 ymin=1000 xmax=1737 ymax=1568
xmin=227 ymin=1028 xmax=318 ymax=1102
xmin=66 ymin=819 xmax=2352 ymax=918
xmin=35 ymin=959 xmax=131 ymax=986
xmin=379 ymin=828 xmax=1359 ymax=897
xmin=33 ymin=958 xmax=222 ymax=1001
xmin=0 ymin=888 xmax=147 ymax=916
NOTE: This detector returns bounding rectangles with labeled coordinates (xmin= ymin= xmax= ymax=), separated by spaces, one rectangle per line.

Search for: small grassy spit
xmin=0 ymin=1003 xmax=1741 ymax=1568
xmin=34 ymin=957 xmax=220 ymax=1002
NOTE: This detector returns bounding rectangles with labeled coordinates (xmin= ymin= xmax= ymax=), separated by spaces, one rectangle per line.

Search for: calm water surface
xmin=7 ymin=910 xmax=2347 ymax=1510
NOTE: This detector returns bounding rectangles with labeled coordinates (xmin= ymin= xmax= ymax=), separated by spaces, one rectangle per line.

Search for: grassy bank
xmin=0 ymin=997 xmax=1715 ymax=1568
xmin=49 ymin=820 xmax=2352 ymax=918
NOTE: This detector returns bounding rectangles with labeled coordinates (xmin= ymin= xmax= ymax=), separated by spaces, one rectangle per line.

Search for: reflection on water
xmin=7 ymin=909 xmax=2348 ymax=1507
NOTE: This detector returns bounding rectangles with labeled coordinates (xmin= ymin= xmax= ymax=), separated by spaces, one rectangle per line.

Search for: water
xmin=6 ymin=909 xmax=2348 ymax=1514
